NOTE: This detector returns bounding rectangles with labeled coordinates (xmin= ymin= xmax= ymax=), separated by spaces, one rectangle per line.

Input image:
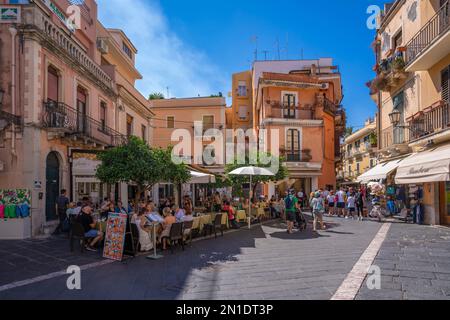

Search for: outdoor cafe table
xmin=235 ymin=210 xmax=247 ymax=222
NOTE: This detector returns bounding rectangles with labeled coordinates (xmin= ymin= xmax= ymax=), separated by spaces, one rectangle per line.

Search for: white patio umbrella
xmin=228 ymin=166 xmax=275 ymax=229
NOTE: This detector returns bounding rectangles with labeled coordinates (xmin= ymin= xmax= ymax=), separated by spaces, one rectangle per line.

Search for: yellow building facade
xmin=340 ymin=119 xmax=378 ymax=184
xmin=370 ymin=0 xmax=450 ymax=225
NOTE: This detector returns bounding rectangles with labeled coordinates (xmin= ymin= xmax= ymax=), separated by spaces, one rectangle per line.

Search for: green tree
xmin=345 ymin=127 xmax=354 ymax=138
xmin=96 ymin=137 xmax=189 ymax=211
xmin=149 ymin=92 xmax=165 ymax=100
xmin=225 ymin=153 xmax=288 ymax=200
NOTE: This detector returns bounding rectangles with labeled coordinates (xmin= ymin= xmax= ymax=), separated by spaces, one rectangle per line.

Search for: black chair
xmin=183 ymin=220 xmax=194 ymax=245
xmin=163 ymin=223 xmax=184 ymax=253
xmin=69 ymin=222 xmax=91 ymax=253
xmin=213 ymin=214 xmax=224 ymax=239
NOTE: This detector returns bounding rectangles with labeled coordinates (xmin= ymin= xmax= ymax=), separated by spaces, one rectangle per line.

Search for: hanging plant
xmin=392 ymin=56 xmax=406 ymax=72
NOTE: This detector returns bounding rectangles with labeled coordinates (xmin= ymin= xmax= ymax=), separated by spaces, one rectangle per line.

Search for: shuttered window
xmin=442 ymin=66 xmax=449 ymax=102
xmin=47 ymin=66 xmax=59 ymax=103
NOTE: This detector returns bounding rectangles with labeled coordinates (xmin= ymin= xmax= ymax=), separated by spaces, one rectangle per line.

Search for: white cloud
xmin=97 ymin=0 xmax=227 ymax=99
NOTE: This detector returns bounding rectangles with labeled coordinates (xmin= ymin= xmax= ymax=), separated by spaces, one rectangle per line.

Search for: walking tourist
xmin=327 ymin=191 xmax=335 ymax=216
xmin=54 ymin=189 xmax=70 ymax=235
xmin=336 ymin=188 xmax=347 ymax=217
xmin=311 ymin=192 xmax=326 ymax=232
xmin=285 ymin=190 xmax=299 ymax=234
xmin=347 ymin=192 xmax=356 ymax=219
xmin=356 ymin=189 xmax=365 ymax=221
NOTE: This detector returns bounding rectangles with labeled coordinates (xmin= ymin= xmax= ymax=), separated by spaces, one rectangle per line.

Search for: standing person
xmin=285 ymin=190 xmax=299 ymax=234
xmin=356 ymin=189 xmax=365 ymax=221
xmin=327 ymin=191 xmax=336 ymax=216
xmin=347 ymin=192 xmax=357 ymax=219
xmin=311 ymin=192 xmax=326 ymax=232
xmin=213 ymin=192 xmax=222 ymax=213
xmin=336 ymin=188 xmax=347 ymax=218
xmin=54 ymin=189 xmax=70 ymax=235
xmin=297 ymin=189 xmax=305 ymax=208
xmin=223 ymin=200 xmax=239 ymax=229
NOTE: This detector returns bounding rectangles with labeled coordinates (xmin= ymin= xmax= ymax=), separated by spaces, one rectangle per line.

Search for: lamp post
xmin=388 ymin=108 xmax=425 ymax=139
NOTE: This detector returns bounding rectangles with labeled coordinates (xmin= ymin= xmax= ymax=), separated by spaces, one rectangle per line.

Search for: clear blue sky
xmin=98 ymin=0 xmax=387 ymax=129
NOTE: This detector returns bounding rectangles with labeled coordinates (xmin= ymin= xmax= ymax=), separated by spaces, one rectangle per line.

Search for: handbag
xmin=0 ymin=204 xmax=4 ymax=219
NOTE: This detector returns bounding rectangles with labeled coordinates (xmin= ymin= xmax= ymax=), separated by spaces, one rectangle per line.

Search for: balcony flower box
xmin=396 ymin=46 xmax=407 ymax=53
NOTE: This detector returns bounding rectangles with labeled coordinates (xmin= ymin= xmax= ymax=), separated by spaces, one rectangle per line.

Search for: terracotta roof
xmin=261 ymin=72 xmax=320 ymax=84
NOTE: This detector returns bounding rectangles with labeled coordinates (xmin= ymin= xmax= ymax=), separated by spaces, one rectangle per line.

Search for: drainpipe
xmin=9 ymin=27 xmax=17 ymax=158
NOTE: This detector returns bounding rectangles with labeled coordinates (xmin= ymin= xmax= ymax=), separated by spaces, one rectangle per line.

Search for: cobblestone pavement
xmin=356 ymin=223 xmax=450 ymax=300
xmin=0 ymin=217 xmax=449 ymax=300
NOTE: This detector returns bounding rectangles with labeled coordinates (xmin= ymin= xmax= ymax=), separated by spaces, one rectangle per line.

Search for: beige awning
xmin=396 ymin=144 xmax=450 ymax=184
xmin=356 ymin=158 xmax=406 ymax=184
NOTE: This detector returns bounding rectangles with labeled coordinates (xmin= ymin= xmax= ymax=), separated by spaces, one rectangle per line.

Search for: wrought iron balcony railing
xmin=42 ymin=101 xmax=127 ymax=147
xmin=406 ymin=1 xmax=450 ymax=65
xmin=407 ymin=101 xmax=450 ymax=141
xmin=381 ymin=125 xmax=409 ymax=149
xmin=0 ymin=109 xmax=22 ymax=127
xmin=283 ymin=149 xmax=313 ymax=163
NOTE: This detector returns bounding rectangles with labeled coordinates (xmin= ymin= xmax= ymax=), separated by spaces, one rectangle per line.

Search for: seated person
xmin=173 ymin=205 xmax=186 ymax=222
xmin=66 ymin=202 xmax=76 ymax=218
xmin=77 ymin=205 xmax=104 ymax=252
xmin=115 ymin=200 xmax=128 ymax=214
xmin=181 ymin=206 xmax=194 ymax=239
xmin=223 ymin=200 xmax=239 ymax=229
xmin=160 ymin=207 xmax=176 ymax=250
xmin=145 ymin=202 xmax=165 ymax=224
xmin=134 ymin=208 xmax=153 ymax=252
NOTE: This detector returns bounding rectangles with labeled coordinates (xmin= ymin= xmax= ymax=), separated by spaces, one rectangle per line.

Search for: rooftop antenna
xmin=250 ymin=35 xmax=258 ymax=61
xmin=285 ymin=32 xmax=289 ymax=59
xmin=262 ymin=50 xmax=269 ymax=60
xmin=166 ymin=86 xmax=170 ymax=99
xmin=300 ymin=48 xmax=304 ymax=60
xmin=275 ymin=37 xmax=281 ymax=60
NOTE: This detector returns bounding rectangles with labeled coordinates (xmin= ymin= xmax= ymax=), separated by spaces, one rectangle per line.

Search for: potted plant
xmin=369 ymin=132 xmax=378 ymax=147
xmin=392 ymin=56 xmax=406 ymax=72
xmin=396 ymin=46 xmax=407 ymax=53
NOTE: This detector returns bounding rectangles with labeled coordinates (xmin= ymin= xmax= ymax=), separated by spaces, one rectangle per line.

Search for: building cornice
xmin=261 ymin=118 xmax=324 ymax=127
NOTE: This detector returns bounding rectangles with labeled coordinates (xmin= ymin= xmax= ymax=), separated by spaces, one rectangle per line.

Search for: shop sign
xmin=0 ymin=6 xmax=21 ymax=23
xmin=408 ymin=166 xmax=431 ymax=175
xmin=42 ymin=0 xmax=76 ymax=32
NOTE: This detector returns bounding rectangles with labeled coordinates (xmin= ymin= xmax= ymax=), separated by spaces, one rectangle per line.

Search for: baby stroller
xmin=295 ymin=209 xmax=307 ymax=231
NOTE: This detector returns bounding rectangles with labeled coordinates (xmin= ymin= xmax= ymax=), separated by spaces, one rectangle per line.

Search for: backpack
xmin=313 ymin=198 xmax=324 ymax=213
xmin=285 ymin=196 xmax=294 ymax=210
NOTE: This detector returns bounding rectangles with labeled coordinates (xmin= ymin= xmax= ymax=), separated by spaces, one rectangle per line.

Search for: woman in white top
xmin=134 ymin=208 xmax=153 ymax=252
xmin=326 ymin=192 xmax=336 ymax=216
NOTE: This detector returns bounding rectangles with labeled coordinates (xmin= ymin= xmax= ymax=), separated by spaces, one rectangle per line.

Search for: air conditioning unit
xmin=320 ymin=83 xmax=330 ymax=90
xmin=97 ymin=39 xmax=109 ymax=54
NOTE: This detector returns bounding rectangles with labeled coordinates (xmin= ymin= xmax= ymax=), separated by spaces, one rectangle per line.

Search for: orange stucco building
xmin=230 ymin=59 xmax=346 ymax=197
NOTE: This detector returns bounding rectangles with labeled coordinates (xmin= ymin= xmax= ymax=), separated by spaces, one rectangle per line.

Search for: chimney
xmin=311 ymin=64 xmax=317 ymax=76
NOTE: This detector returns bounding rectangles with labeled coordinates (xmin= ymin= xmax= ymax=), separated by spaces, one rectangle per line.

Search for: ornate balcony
xmin=42 ymin=101 xmax=127 ymax=147
xmin=20 ymin=4 xmax=115 ymax=96
xmin=407 ymin=101 xmax=450 ymax=142
xmin=0 ymin=110 xmax=22 ymax=131
xmin=381 ymin=125 xmax=410 ymax=151
xmin=405 ymin=1 xmax=450 ymax=71
xmin=281 ymin=149 xmax=313 ymax=163
xmin=264 ymin=100 xmax=316 ymax=120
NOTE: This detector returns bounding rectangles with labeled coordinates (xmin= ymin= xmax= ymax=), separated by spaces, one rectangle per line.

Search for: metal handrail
xmin=42 ymin=101 xmax=127 ymax=147
xmin=406 ymin=1 xmax=450 ymax=65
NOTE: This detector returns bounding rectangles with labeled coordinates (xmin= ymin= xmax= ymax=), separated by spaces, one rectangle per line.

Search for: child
xmin=347 ymin=193 xmax=356 ymax=219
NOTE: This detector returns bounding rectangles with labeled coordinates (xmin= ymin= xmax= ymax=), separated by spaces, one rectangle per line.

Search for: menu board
xmin=103 ymin=213 xmax=127 ymax=261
